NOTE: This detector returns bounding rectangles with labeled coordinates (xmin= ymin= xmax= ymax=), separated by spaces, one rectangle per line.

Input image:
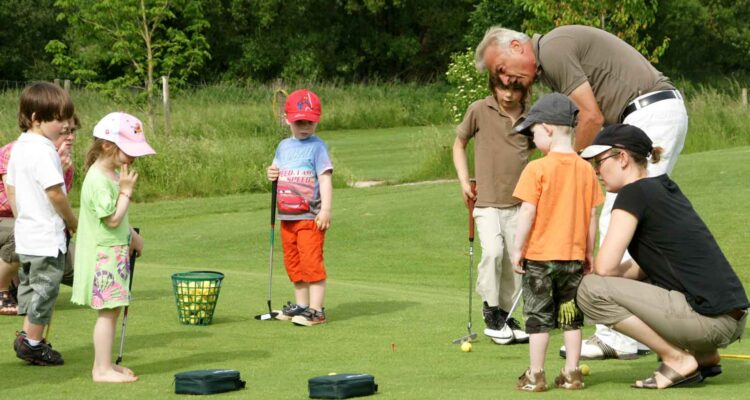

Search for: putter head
xmin=254 ymin=312 xmax=279 ymax=321
xmin=451 ymin=332 xmax=478 ymax=345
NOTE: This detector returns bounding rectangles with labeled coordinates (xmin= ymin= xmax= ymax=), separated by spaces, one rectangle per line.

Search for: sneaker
xmin=275 ymin=302 xmax=308 ymax=321
xmin=506 ymin=317 xmax=529 ymax=343
xmin=516 ymin=368 xmax=547 ymax=392
xmin=483 ymin=302 xmax=513 ymax=343
xmin=15 ymin=337 xmax=63 ymax=366
xmin=559 ymin=335 xmax=639 ymax=360
xmin=291 ymin=308 xmax=326 ymax=326
xmin=13 ymin=331 xmax=26 ymax=353
xmin=554 ymin=367 xmax=585 ymax=390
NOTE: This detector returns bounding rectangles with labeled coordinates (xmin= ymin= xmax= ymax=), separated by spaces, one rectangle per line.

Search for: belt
xmin=728 ymin=308 xmax=747 ymax=321
xmin=621 ymin=90 xmax=681 ymax=121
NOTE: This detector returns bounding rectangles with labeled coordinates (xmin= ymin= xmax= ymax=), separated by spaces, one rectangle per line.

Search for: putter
xmin=721 ymin=354 xmax=750 ymax=360
xmin=254 ymin=180 xmax=279 ymax=321
xmin=116 ymin=227 xmax=139 ymax=365
xmin=453 ymin=180 xmax=479 ymax=344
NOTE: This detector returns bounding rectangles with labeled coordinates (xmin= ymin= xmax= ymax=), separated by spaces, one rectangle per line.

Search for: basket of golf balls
xmin=171 ymin=271 xmax=224 ymax=326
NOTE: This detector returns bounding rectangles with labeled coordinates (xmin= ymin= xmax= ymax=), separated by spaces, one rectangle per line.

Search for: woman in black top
xmin=576 ymin=124 xmax=748 ymax=389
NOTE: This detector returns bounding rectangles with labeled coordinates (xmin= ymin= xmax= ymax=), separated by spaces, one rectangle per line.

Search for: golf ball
xmin=580 ymin=364 xmax=590 ymax=376
xmin=328 ymin=372 xmax=337 ymax=376
xmin=461 ymin=342 xmax=472 ymax=352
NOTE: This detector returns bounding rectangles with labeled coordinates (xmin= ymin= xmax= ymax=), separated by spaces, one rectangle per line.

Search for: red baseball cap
xmin=285 ymin=89 xmax=322 ymax=123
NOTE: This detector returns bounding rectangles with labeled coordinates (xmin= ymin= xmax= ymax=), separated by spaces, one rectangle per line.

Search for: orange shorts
xmin=280 ymin=220 xmax=327 ymax=283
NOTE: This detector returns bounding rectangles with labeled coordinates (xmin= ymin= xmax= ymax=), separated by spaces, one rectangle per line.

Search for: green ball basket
xmin=171 ymin=271 xmax=224 ymax=326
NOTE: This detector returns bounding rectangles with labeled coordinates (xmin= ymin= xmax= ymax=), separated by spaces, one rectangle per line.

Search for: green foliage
xmin=518 ymin=0 xmax=670 ymax=63
xmin=0 ymin=0 xmax=62 ymax=81
xmin=464 ymin=0 xmax=527 ymax=47
xmin=648 ymin=0 xmax=750 ymax=79
xmin=444 ymin=49 xmax=488 ymax=122
xmin=48 ymin=0 xmax=210 ymax=128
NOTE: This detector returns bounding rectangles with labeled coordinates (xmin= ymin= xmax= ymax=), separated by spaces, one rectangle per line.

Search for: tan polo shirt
xmin=532 ymin=25 xmax=675 ymax=125
xmin=456 ymin=96 xmax=532 ymax=208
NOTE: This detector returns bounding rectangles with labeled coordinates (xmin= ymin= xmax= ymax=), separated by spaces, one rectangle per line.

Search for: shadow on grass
xmin=134 ymin=349 xmax=270 ymax=376
xmin=332 ymin=300 xmax=419 ymax=322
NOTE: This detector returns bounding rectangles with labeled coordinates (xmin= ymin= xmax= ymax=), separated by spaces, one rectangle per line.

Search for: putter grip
xmin=468 ymin=180 xmax=476 ymax=241
xmin=270 ymin=180 xmax=278 ymax=226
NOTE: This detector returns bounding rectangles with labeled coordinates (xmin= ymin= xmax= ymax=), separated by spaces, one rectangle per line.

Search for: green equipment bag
xmin=174 ymin=369 xmax=246 ymax=395
xmin=308 ymin=373 xmax=378 ymax=399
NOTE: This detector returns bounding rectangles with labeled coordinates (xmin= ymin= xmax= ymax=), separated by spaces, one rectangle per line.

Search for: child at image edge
xmin=510 ymin=94 xmax=603 ymax=391
xmin=267 ymin=89 xmax=333 ymax=326
xmin=71 ymin=112 xmax=155 ymax=383
xmin=8 ymin=82 xmax=77 ymax=366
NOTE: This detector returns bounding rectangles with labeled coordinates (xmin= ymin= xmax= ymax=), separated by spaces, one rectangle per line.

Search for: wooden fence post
xmin=54 ymin=78 xmax=60 ymax=87
xmin=162 ymin=76 xmax=171 ymax=137
xmin=742 ymin=88 xmax=747 ymax=108
xmin=63 ymin=80 xmax=71 ymax=92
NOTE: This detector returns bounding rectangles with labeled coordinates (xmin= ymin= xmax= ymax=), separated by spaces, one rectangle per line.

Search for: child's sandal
xmin=0 ymin=290 xmax=18 ymax=315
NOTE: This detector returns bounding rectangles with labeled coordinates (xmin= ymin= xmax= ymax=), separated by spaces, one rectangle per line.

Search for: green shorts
xmin=16 ymin=252 xmax=65 ymax=325
xmin=522 ymin=260 xmax=584 ymax=334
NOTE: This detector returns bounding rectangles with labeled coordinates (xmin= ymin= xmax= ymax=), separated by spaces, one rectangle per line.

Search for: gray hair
xmin=475 ymin=26 xmax=530 ymax=72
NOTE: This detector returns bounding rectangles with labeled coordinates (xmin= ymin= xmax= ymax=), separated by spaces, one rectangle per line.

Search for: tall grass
xmin=0 ymin=80 xmax=748 ymax=202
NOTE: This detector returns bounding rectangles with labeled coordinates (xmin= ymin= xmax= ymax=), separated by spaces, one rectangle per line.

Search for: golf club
xmin=116 ymin=227 xmax=139 ymax=365
xmin=254 ymin=180 xmax=279 ymax=321
xmin=453 ymin=180 xmax=478 ymax=344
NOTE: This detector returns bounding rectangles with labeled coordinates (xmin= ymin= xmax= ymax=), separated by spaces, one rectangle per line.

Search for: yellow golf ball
xmin=328 ymin=372 xmax=337 ymax=376
xmin=461 ymin=341 xmax=472 ymax=352
xmin=580 ymin=364 xmax=590 ymax=376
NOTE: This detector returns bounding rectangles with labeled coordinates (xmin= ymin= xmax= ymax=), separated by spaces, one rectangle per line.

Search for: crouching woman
xmin=576 ymin=124 xmax=748 ymax=389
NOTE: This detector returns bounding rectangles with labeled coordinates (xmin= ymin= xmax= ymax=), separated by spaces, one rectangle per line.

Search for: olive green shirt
xmin=456 ymin=96 xmax=532 ymax=208
xmin=532 ymin=25 xmax=674 ymax=125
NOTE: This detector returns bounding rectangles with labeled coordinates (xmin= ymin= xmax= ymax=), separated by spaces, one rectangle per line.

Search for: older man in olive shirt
xmin=474 ymin=25 xmax=689 ymax=360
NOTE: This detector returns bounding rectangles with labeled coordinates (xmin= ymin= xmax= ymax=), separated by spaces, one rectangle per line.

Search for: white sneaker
xmin=506 ymin=317 xmax=529 ymax=343
xmin=559 ymin=335 xmax=638 ymax=360
xmin=487 ymin=324 xmax=514 ymax=344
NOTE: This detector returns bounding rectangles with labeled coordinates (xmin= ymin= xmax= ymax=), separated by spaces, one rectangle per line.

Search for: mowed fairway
xmin=0 ymin=137 xmax=748 ymax=398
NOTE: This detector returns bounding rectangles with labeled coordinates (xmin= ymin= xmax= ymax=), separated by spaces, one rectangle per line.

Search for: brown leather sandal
xmin=632 ymin=362 xmax=702 ymax=389
xmin=0 ymin=290 xmax=18 ymax=315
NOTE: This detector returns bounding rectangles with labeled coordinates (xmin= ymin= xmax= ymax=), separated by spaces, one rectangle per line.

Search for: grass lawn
xmin=1 ymin=147 xmax=748 ymax=399
xmin=322 ymin=125 xmax=454 ymax=183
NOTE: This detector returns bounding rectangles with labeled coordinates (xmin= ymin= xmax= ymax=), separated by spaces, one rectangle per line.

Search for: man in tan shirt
xmin=474 ymin=25 xmax=689 ymax=360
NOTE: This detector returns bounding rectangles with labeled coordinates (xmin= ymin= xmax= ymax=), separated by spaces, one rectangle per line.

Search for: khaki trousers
xmin=577 ymin=274 xmax=746 ymax=354
xmin=473 ymin=205 xmax=520 ymax=311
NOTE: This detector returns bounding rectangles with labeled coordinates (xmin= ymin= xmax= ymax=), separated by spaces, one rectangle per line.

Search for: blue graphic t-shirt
xmin=272 ymin=136 xmax=333 ymax=221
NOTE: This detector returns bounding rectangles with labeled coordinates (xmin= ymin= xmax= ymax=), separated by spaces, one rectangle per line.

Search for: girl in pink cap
xmin=71 ymin=112 xmax=155 ymax=383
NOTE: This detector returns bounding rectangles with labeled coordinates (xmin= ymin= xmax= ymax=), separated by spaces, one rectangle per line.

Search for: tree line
xmin=1 ymin=0 xmax=747 ymax=87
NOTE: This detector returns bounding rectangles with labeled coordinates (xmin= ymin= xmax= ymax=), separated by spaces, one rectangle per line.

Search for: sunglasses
xmin=592 ymin=151 xmax=620 ymax=171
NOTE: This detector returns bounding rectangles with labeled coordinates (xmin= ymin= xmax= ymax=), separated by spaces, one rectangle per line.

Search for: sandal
xmin=0 ymin=290 xmax=18 ymax=316
xmin=632 ymin=362 xmax=702 ymax=389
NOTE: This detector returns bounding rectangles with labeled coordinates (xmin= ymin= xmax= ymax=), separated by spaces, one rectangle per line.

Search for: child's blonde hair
xmin=84 ymin=139 xmax=119 ymax=171
xmin=18 ymin=82 xmax=74 ymax=131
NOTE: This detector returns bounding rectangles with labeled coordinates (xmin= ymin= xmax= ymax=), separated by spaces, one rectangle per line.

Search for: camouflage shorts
xmin=16 ymin=252 xmax=65 ymax=325
xmin=522 ymin=260 xmax=584 ymax=334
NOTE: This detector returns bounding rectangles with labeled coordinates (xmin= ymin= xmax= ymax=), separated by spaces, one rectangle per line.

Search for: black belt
xmin=728 ymin=308 xmax=747 ymax=321
xmin=621 ymin=90 xmax=680 ymax=121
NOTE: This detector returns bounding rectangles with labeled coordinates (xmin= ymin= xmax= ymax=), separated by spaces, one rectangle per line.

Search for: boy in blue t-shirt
xmin=267 ymin=89 xmax=333 ymax=326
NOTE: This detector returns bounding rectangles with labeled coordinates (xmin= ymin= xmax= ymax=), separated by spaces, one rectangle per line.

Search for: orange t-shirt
xmin=512 ymin=152 xmax=604 ymax=261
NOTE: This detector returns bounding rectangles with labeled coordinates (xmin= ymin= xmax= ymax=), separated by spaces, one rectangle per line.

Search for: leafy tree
xmin=47 ymin=0 xmax=210 ymax=132
xmin=0 ymin=0 xmax=62 ymax=82
xmin=518 ymin=0 xmax=670 ymax=63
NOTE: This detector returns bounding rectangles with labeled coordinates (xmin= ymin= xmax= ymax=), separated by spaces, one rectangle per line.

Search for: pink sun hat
xmin=93 ymin=112 xmax=156 ymax=157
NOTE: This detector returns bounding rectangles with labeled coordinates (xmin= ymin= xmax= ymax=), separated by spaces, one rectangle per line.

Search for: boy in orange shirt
xmin=510 ymin=94 xmax=603 ymax=391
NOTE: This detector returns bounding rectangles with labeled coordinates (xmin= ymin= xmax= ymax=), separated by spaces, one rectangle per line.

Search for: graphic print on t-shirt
xmin=277 ymin=159 xmax=316 ymax=215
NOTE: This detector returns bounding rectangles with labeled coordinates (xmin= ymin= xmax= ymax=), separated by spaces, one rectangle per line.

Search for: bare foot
xmin=92 ymin=368 xmax=139 ymax=383
xmin=113 ymin=364 xmax=137 ymax=377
